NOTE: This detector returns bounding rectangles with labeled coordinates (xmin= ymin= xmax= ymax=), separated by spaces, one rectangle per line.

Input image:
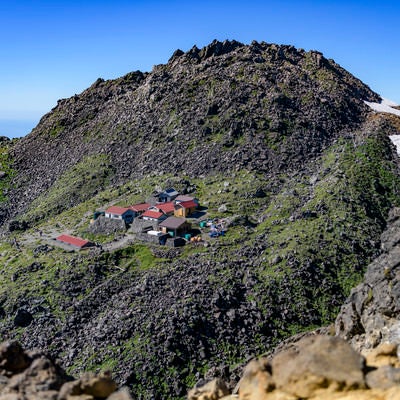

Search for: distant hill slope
xmin=3 ymin=39 xmax=381 ymax=223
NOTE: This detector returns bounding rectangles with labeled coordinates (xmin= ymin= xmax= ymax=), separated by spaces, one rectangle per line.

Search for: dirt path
xmin=18 ymin=224 xmax=137 ymax=253
xmin=101 ymin=233 xmax=136 ymax=252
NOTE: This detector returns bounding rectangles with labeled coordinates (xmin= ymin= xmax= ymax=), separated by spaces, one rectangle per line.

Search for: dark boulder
xmin=14 ymin=309 xmax=33 ymax=327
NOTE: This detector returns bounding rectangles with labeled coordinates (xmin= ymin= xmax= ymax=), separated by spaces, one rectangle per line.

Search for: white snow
xmin=364 ymin=98 xmax=400 ymax=117
xmin=364 ymin=98 xmax=400 ymax=155
xmin=389 ymin=135 xmax=400 ymax=155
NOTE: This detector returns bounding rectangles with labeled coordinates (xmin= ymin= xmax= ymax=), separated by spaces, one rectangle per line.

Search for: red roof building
xmin=141 ymin=210 xmax=166 ymax=221
xmin=129 ymin=203 xmax=150 ymax=213
xmin=105 ymin=206 xmax=130 ymax=215
xmin=153 ymin=201 xmax=175 ymax=215
xmin=105 ymin=206 xmax=135 ymax=223
xmin=178 ymin=200 xmax=197 ymax=209
xmin=56 ymin=234 xmax=93 ymax=249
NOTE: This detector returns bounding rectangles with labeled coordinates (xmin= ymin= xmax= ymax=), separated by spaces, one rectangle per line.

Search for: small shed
xmin=157 ymin=188 xmax=179 ymax=203
xmin=159 ymin=217 xmax=191 ymax=237
xmin=174 ymin=199 xmax=198 ymax=217
xmin=56 ymin=234 xmax=94 ymax=249
xmin=105 ymin=206 xmax=135 ymax=224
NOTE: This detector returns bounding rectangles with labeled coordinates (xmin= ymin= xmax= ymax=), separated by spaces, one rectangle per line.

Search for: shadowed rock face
xmin=336 ymin=207 xmax=400 ymax=352
xmin=5 ymin=39 xmax=380 ymax=222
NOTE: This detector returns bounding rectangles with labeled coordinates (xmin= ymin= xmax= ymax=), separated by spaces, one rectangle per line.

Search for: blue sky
xmin=1 ymin=0 xmax=399 ymax=138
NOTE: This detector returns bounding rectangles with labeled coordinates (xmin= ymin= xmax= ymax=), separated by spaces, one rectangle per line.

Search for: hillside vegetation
xmin=0 ymin=40 xmax=399 ymax=399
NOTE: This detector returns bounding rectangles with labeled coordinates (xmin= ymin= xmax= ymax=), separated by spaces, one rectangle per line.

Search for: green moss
xmin=48 ymin=124 xmax=64 ymax=137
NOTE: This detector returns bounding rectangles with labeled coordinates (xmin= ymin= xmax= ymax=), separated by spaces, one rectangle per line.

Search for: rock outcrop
xmin=0 ymin=340 xmax=131 ymax=400
xmin=190 ymin=335 xmax=400 ymax=400
xmin=336 ymin=207 xmax=400 ymax=352
xmin=5 ymin=336 xmax=400 ymax=400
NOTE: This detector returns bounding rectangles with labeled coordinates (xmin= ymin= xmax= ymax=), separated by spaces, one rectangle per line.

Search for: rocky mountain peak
xmin=3 ymin=39 xmax=382 ymax=223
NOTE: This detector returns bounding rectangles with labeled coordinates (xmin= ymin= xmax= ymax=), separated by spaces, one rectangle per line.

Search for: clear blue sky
xmin=1 ymin=0 xmax=399 ymax=138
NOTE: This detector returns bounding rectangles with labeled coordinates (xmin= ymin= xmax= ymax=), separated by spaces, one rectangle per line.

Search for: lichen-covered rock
xmin=365 ymin=365 xmax=400 ymax=389
xmin=106 ymin=387 xmax=133 ymax=400
xmin=80 ymin=371 xmax=117 ymax=398
xmin=363 ymin=343 xmax=400 ymax=369
xmin=237 ymin=359 xmax=274 ymax=399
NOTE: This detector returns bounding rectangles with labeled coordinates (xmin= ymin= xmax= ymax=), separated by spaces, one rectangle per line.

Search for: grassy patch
xmin=98 ymin=244 xmax=160 ymax=271
xmin=253 ymin=132 xmax=400 ymax=325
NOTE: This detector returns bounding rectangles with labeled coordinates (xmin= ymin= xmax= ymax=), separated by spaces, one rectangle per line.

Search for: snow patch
xmin=364 ymin=98 xmax=400 ymax=117
xmin=389 ymin=135 xmax=400 ymax=155
xmin=364 ymin=98 xmax=400 ymax=155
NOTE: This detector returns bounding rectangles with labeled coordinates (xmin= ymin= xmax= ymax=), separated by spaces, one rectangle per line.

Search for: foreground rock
xmin=189 ymin=335 xmax=400 ymax=400
xmin=0 ymin=341 xmax=131 ymax=400
xmin=3 ymin=336 xmax=400 ymax=399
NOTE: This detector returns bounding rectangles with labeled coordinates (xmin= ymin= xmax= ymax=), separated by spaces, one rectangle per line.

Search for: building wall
xmin=105 ymin=212 xmax=123 ymax=220
xmin=122 ymin=210 xmax=135 ymax=223
xmin=174 ymin=208 xmax=186 ymax=217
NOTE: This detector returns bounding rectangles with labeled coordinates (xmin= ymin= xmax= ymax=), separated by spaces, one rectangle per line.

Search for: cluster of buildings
xmin=55 ymin=188 xmax=201 ymax=249
xmin=103 ymin=188 xmax=199 ymax=236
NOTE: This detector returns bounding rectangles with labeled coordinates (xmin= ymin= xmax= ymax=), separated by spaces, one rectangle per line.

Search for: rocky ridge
xmin=202 ymin=208 xmax=400 ymax=399
xmin=5 ymin=39 xmax=380 ymax=223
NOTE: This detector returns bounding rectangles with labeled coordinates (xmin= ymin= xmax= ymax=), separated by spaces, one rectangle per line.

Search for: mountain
xmin=0 ymin=40 xmax=399 ymax=399
xmin=3 ymin=39 xmax=381 ymax=222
